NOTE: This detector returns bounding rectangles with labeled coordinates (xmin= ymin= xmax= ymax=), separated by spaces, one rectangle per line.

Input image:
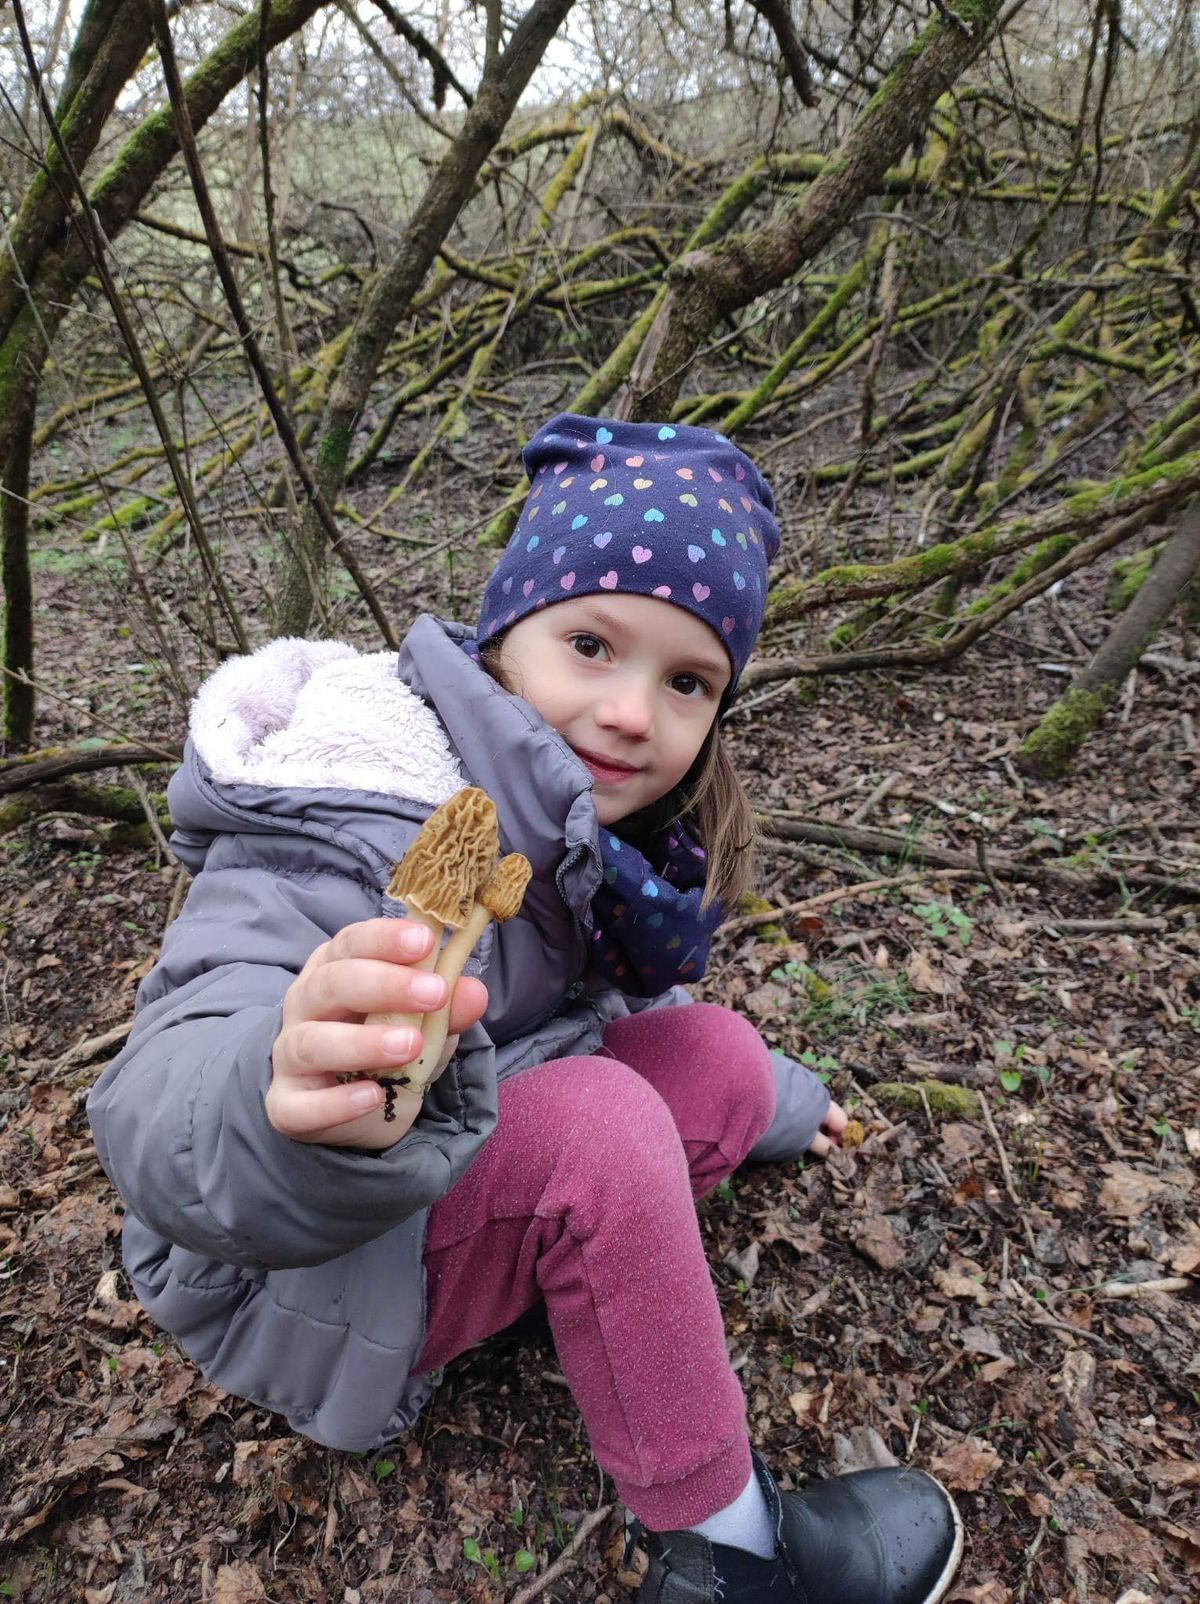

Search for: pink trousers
xmin=415 ymin=1002 xmax=776 ymax=1528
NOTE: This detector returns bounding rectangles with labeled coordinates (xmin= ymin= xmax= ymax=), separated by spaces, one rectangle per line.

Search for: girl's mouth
xmin=573 ymin=746 xmax=642 ymax=785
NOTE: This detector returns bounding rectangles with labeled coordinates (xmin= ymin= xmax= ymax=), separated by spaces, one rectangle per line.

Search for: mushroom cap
xmin=386 ymin=786 xmax=500 ymax=927
xmin=479 ymin=853 xmax=533 ymax=922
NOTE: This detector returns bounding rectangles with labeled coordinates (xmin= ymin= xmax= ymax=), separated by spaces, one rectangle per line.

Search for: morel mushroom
xmin=405 ymin=851 xmax=533 ymax=1085
xmin=366 ymin=786 xmax=499 ymax=1066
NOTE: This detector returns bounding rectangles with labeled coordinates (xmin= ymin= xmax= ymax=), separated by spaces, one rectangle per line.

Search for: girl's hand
xmin=267 ymin=918 xmax=488 ymax=1148
xmin=807 ymin=1099 xmax=848 ymax=1158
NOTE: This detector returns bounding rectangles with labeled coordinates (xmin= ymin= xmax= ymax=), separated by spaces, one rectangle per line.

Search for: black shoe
xmin=637 ymin=1450 xmax=963 ymax=1604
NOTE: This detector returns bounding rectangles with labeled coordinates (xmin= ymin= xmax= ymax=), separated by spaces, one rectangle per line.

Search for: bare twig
xmin=1095 ymin=1277 xmax=1190 ymax=1299
xmin=147 ymin=0 xmax=398 ymax=649
xmin=849 ymin=772 xmax=900 ymax=825
xmin=718 ymin=867 xmax=977 ymax=935
xmin=979 ymin=1091 xmax=1040 ymax=1259
xmin=507 ymin=1505 xmax=614 ymax=1604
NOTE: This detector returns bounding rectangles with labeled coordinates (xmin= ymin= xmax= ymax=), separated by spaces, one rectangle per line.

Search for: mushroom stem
xmin=402 ymin=901 xmax=494 ymax=1086
xmin=399 ymin=853 xmax=532 ymax=1092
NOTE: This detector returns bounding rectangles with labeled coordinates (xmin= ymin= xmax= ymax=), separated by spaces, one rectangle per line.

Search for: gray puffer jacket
xmin=88 ymin=615 xmax=828 ymax=1451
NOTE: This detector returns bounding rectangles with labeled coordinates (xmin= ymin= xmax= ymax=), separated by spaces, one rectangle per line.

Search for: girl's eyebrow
xmin=578 ymin=602 xmax=728 ymax=680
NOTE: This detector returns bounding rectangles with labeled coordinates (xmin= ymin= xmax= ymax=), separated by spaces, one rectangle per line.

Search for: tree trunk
xmin=0 ymin=0 xmax=329 ymax=473
xmin=0 ymin=0 xmax=153 ymax=350
xmin=616 ymin=1 xmax=1003 ymax=419
xmin=284 ymin=0 xmax=576 ymax=635
xmin=1017 ymin=498 xmax=1200 ymax=778
xmin=2 ymin=401 xmax=36 ymax=752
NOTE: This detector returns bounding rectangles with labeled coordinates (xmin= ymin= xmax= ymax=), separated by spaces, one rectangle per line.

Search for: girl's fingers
xmin=266 ymin=1075 xmax=398 ymax=1141
xmin=275 ymin=978 xmax=490 ymax=1082
xmin=313 ymin=917 xmax=435 ymax=968
xmin=300 ymin=957 xmax=449 ymax=1021
xmin=824 ymin=1100 xmax=849 ymax=1135
xmin=808 ymin=1131 xmax=832 ymax=1156
xmin=447 ymin=975 xmax=488 ymax=1036
xmin=275 ymin=1018 xmax=422 ymax=1079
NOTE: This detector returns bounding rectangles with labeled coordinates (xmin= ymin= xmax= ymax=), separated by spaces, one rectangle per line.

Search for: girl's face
xmin=497 ymin=593 xmax=731 ymax=826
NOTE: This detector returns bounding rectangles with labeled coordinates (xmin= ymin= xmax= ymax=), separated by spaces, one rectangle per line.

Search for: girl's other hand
xmin=267 ymin=918 xmax=488 ymax=1148
xmin=807 ymin=1098 xmax=848 ymax=1158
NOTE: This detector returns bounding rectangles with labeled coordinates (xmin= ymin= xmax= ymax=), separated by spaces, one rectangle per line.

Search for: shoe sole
xmin=912 ymin=1471 xmax=966 ymax=1604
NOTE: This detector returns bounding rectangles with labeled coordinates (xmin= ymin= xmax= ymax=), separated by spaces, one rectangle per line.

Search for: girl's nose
xmin=596 ymin=679 xmax=654 ymax=739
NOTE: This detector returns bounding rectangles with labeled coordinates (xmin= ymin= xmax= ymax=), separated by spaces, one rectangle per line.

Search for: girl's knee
xmin=510 ymin=1055 xmax=684 ymax=1171
xmin=673 ymin=1003 xmax=775 ymax=1134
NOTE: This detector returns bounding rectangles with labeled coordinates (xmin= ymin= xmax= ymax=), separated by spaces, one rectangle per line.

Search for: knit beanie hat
xmin=479 ymin=413 xmax=779 ymax=686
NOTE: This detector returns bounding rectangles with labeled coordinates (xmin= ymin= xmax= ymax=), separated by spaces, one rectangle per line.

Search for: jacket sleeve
xmin=87 ymin=845 xmax=496 ymax=1272
xmin=747 ymin=1051 xmax=831 ymax=1162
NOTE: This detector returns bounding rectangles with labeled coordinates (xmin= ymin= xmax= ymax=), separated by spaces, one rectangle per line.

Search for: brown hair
xmin=479 ymin=639 xmax=757 ymax=911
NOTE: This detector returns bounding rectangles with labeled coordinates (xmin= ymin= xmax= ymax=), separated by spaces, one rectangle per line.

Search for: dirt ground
xmin=1 ymin=456 xmax=1198 ymax=1603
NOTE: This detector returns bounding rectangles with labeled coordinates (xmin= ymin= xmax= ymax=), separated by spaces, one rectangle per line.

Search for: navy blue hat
xmin=479 ymin=413 xmax=779 ymax=685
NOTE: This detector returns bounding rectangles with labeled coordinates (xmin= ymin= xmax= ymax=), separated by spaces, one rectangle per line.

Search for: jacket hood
xmin=165 ymin=618 xmax=605 ymax=1030
xmin=168 ymin=619 xmax=602 ymax=902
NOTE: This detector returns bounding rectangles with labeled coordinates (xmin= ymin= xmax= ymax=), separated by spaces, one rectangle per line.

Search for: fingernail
xmin=398 ymin=925 xmax=432 ymax=957
xmin=410 ymin=973 xmax=446 ymax=1006
xmin=382 ymin=1027 xmax=418 ymax=1059
xmin=349 ymin=1083 xmax=382 ymax=1111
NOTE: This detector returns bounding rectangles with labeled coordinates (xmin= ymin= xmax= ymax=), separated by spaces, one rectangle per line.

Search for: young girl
xmin=89 ymin=415 xmax=962 ymax=1604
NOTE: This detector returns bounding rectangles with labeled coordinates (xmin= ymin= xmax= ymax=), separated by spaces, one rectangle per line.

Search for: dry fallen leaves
xmin=853 ymin=1213 xmax=908 ymax=1270
xmin=947 ymin=1585 xmax=1010 ymax=1604
xmin=930 ymin=1437 xmax=1003 ymax=1491
xmin=906 ymin=947 xmax=961 ymax=997
xmin=213 ymin=1562 xmax=268 ymax=1603
xmin=1165 ymin=1219 xmax=1200 ymax=1275
xmin=932 ymin=1266 xmax=993 ymax=1305
xmin=1098 ymin=1163 xmax=1172 ymax=1218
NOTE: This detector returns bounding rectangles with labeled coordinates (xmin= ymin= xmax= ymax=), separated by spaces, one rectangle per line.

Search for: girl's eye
xmin=671 ymin=673 xmax=710 ymax=699
xmin=569 ymin=633 xmax=607 ymax=660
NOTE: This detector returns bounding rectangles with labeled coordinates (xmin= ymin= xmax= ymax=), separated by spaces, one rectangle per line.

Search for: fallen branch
xmin=979 ymin=1090 xmax=1040 ymax=1260
xmin=1018 ymin=495 xmax=1200 ymax=776
xmin=1036 ymin=916 xmax=1174 ymax=934
xmin=0 ymin=779 xmax=168 ymax=835
xmin=0 ymin=743 xmax=179 ymax=795
xmin=760 ymin=812 xmax=1088 ymax=889
xmin=22 ymin=1021 xmax=133 ymax=1076
xmin=759 ymin=812 xmax=1200 ymax=900
xmin=1095 ymin=1277 xmax=1191 ymax=1299
xmin=718 ymin=867 xmax=978 ymax=935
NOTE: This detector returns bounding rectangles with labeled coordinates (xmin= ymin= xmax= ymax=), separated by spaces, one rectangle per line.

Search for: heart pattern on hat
xmin=479 ymin=412 xmax=779 ymax=689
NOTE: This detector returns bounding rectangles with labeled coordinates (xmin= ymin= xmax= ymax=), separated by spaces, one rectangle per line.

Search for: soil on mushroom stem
xmin=2 ymin=465 xmax=1198 ymax=1602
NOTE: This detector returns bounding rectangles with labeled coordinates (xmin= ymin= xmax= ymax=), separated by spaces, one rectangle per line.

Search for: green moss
xmin=89 ymin=0 xmax=317 ymax=221
xmin=1107 ymin=547 xmax=1157 ymax=612
xmin=802 ymin=969 xmax=836 ymax=1005
xmin=963 ymin=533 xmax=1077 ymax=617
xmin=827 ymin=619 xmax=862 ymax=650
xmin=1107 ymin=544 xmax=1199 ymax=621
xmin=1063 ymin=449 xmax=1200 ymax=520
xmin=873 ymin=1081 xmax=982 ymax=1120
xmin=480 ymin=488 xmax=528 ymax=550
xmin=316 ymin=423 xmax=353 ymax=481
xmin=1016 ymin=684 xmax=1112 ymax=778
xmin=536 ymin=126 xmax=594 ymax=231
xmin=735 ymin=892 xmax=788 ymax=946
xmin=85 ymin=495 xmax=159 ymax=540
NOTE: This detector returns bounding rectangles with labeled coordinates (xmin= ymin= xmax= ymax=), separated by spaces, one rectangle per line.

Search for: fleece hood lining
xmin=188 ymin=637 xmax=465 ymax=809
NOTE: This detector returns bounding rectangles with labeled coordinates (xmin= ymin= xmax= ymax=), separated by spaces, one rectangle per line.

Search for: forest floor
xmin=1 ymin=430 xmax=1198 ymax=1604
